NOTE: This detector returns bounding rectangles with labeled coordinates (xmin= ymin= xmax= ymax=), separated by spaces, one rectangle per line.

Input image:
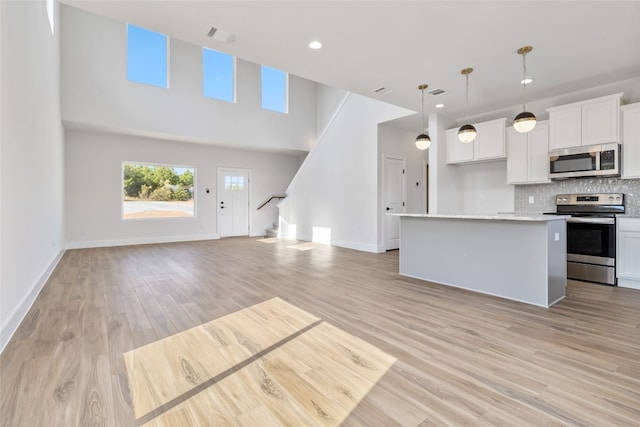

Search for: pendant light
xmin=513 ymin=46 xmax=537 ymax=133
xmin=458 ymin=68 xmax=476 ymax=143
xmin=415 ymin=84 xmax=431 ymax=150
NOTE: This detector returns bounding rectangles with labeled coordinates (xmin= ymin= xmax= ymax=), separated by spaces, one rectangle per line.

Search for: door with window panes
xmin=218 ymin=169 xmax=250 ymax=237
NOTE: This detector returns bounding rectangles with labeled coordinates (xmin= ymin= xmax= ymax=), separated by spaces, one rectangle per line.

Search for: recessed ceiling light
xmin=309 ymin=41 xmax=322 ymax=49
xmin=435 ymin=103 xmax=445 ymax=108
xmin=521 ymin=78 xmax=533 ymax=85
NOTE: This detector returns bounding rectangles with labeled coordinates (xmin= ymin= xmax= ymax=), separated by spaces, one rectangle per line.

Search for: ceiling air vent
xmin=429 ymin=88 xmax=446 ymax=96
xmin=373 ymin=87 xmax=393 ymax=95
xmin=206 ymin=26 xmax=237 ymax=43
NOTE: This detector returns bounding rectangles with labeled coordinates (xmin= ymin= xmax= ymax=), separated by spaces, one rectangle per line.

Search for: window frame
xmin=202 ymin=47 xmax=236 ymax=103
xmin=121 ymin=161 xmax=196 ymax=221
xmin=126 ymin=23 xmax=170 ymax=88
xmin=261 ymin=65 xmax=289 ymax=113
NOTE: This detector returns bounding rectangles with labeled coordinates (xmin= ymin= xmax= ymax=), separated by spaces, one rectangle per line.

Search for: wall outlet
xmin=528 ymin=196 xmax=535 ymax=204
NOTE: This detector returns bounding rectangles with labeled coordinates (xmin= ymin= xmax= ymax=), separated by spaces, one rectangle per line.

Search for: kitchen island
xmin=392 ymin=214 xmax=568 ymax=307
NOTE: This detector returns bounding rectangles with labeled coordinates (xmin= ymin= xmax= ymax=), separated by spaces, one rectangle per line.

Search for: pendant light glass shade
xmin=415 ymin=84 xmax=431 ymax=150
xmin=415 ymin=133 xmax=431 ymax=150
xmin=513 ymin=46 xmax=536 ymax=133
xmin=513 ymin=111 xmax=537 ymax=133
xmin=458 ymin=68 xmax=476 ymax=143
xmin=458 ymin=124 xmax=477 ymax=143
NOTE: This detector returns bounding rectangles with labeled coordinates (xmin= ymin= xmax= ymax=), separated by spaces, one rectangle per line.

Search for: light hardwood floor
xmin=1 ymin=237 xmax=639 ymax=426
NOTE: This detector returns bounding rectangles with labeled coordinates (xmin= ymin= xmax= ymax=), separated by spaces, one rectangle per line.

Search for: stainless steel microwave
xmin=549 ymin=143 xmax=620 ymax=179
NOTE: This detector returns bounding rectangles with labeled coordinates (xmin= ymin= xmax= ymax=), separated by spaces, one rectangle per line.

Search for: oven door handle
xmin=566 ymin=217 xmax=615 ymax=225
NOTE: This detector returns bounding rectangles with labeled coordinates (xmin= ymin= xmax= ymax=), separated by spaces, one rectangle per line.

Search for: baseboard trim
xmin=331 ymin=240 xmax=381 ymax=253
xmin=66 ymin=234 xmax=220 ymax=249
xmin=618 ymin=278 xmax=640 ymax=290
xmin=0 ymin=249 xmax=66 ymax=354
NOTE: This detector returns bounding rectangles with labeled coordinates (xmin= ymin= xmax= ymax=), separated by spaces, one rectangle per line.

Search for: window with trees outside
xmin=122 ymin=163 xmax=195 ymax=219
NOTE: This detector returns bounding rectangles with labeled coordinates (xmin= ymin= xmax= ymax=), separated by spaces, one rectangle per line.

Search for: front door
xmin=218 ymin=168 xmax=250 ymax=237
xmin=384 ymin=155 xmax=406 ymax=250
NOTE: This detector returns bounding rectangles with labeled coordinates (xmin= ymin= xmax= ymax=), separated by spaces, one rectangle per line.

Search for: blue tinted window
xmin=127 ymin=24 xmax=167 ymax=88
xmin=203 ymin=48 xmax=235 ymax=102
xmin=261 ymin=65 xmax=288 ymax=113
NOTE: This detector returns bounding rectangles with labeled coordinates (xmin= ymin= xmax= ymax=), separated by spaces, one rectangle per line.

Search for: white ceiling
xmin=61 ymin=1 xmax=640 ymax=130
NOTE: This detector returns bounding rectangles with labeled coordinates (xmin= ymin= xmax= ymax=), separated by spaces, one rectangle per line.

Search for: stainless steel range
xmin=555 ymin=193 xmax=625 ymax=286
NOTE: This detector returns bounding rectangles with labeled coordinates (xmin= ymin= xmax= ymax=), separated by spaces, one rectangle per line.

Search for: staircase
xmin=265 ymin=222 xmax=279 ymax=238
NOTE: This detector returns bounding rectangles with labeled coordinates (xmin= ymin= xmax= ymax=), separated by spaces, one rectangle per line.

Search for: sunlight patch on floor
xmin=124 ymin=298 xmax=396 ymax=426
xmin=287 ymin=242 xmax=317 ymax=251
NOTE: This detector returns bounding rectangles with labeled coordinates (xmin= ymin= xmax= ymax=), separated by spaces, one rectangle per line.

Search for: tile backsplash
xmin=514 ymin=178 xmax=640 ymax=216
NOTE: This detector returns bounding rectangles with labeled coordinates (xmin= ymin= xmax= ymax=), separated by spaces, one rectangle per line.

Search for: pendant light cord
xmin=421 ymin=87 xmax=425 ymax=133
xmin=521 ymin=53 xmax=527 ymax=111
xmin=465 ymin=73 xmax=470 ymax=123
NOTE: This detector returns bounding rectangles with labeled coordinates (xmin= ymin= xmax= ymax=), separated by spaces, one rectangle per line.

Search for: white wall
xmin=316 ymin=85 xmax=348 ymax=143
xmin=279 ymin=93 xmax=413 ymax=252
xmin=60 ymin=4 xmax=317 ymax=152
xmin=1 ymin=0 xmax=65 ymax=353
xmin=457 ymin=162 xmax=514 ymax=214
xmin=65 ymin=130 xmax=301 ymax=247
xmin=428 ymin=113 xmax=464 ymax=214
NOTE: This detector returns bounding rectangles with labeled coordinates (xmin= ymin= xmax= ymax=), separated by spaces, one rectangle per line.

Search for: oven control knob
xmin=616 ymin=196 xmax=621 ymax=201
xmin=609 ymin=196 xmax=614 ymax=201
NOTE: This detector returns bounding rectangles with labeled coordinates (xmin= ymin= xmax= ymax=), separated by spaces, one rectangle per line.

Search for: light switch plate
xmin=555 ymin=232 xmax=560 ymax=241
xmin=528 ymin=196 xmax=535 ymax=204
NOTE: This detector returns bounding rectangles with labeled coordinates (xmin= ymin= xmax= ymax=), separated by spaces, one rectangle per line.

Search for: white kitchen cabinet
xmin=446 ymin=128 xmax=473 ymax=163
xmin=547 ymin=93 xmax=622 ymax=150
xmin=549 ymin=107 xmax=581 ymax=149
xmin=621 ymin=103 xmax=640 ymax=179
xmin=507 ymin=121 xmax=550 ymax=184
xmin=446 ymin=118 xmax=506 ymax=164
xmin=617 ymin=217 xmax=640 ymax=290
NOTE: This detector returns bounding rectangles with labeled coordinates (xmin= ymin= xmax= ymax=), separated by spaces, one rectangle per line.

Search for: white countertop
xmin=389 ymin=213 xmax=569 ymax=222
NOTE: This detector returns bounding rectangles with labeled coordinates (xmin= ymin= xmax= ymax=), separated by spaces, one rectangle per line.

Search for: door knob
xmin=386 ymin=207 xmax=391 ymax=211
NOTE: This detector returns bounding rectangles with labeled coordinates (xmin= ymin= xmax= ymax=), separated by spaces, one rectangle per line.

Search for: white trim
xmin=331 ymin=239 xmax=383 ymax=254
xmin=382 ymin=153 xmax=407 ymax=251
xmin=0 ymin=250 xmax=66 ymax=354
xmin=217 ymin=167 xmax=252 ymax=237
xmin=66 ymin=234 xmax=219 ymax=250
xmin=618 ymin=278 xmax=640 ymax=290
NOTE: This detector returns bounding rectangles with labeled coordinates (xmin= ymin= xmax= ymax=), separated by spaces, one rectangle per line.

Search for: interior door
xmin=384 ymin=155 xmax=406 ymax=250
xmin=218 ymin=168 xmax=250 ymax=237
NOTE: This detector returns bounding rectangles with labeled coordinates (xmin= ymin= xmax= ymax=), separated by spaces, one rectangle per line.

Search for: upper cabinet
xmin=547 ymin=93 xmax=622 ymax=150
xmin=507 ymin=121 xmax=550 ymax=185
xmin=446 ymin=118 xmax=506 ymax=164
xmin=621 ymin=102 xmax=640 ymax=179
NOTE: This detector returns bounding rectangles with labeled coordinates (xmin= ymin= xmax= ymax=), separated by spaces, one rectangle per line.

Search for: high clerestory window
xmin=261 ymin=65 xmax=288 ymax=113
xmin=203 ymin=48 xmax=235 ymax=102
xmin=127 ymin=24 xmax=168 ymax=88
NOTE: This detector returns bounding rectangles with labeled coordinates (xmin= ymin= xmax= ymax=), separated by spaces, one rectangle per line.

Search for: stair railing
xmin=257 ymin=195 xmax=286 ymax=210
